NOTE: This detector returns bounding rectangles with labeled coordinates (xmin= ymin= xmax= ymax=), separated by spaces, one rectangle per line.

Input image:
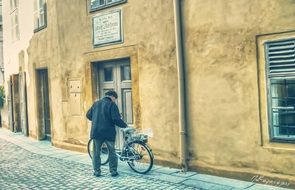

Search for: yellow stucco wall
xmin=24 ymin=0 xmax=295 ymax=184
xmin=27 ymin=0 xmax=180 ymax=162
xmin=184 ymin=0 xmax=295 ymax=183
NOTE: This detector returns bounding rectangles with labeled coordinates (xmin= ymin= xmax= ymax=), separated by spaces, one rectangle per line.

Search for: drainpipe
xmin=173 ymin=0 xmax=188 ymax=171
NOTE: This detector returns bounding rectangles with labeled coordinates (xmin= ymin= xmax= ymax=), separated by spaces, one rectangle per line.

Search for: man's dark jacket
xmin=86 ymin=97 xmax=127 ymax=141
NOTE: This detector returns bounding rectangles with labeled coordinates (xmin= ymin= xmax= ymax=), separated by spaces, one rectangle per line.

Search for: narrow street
xmin=0 ymin=138 xmax=196 ymax=190
xmin=0 ymin=129 xmax=292 ymax=190
xmin=1 ymin=1 xmax=294 ymax=189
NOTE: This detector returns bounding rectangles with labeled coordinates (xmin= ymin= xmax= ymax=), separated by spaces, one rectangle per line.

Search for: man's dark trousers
xmin=92 ymin=138 xmax=118 ymax=175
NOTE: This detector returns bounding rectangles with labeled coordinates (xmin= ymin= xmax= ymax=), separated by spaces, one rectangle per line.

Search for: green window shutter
xmin=266 ymin=39 xmax=295 ymax=76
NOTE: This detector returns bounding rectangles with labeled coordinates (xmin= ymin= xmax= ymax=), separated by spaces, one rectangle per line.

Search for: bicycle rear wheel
xmin=127 ymin=141 xmax=154 ymax=174
xmin=87 ymin=139 xmax=109 ymax=165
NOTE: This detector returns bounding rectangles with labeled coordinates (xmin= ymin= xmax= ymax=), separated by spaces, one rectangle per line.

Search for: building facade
xmin=2 ymin=0 xmax=33 ymax=133
xmin=2 ymin=0 xmax=295 ymax=185
xmin=0 ymin=0 xmax=4 ymax=85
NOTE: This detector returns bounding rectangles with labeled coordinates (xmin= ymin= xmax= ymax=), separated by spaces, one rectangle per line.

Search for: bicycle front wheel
xmin=127 ymin=141 xmax=154 ymax=174
xmin=87 ymin=139 xmax=109 ymax=165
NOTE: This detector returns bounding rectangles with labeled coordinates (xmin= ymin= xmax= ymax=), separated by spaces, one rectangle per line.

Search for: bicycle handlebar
xmin=121 ymin=127 xmax=135 ymax=134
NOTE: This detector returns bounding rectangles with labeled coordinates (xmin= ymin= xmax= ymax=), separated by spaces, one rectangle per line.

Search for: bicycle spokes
xmin=127 ymin=142 xmax=153 ymax=174
xmin=87 ymin=126 xmax=154 ymax=174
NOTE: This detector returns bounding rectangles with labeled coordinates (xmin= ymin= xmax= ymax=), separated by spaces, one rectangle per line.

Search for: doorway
xmin=8 ymin=74 xmax=21 ymax=132
xmin=36 ymin=69 xmax=51 ymax=141
xmin=93 ymin=58 xmax=133 ymax=148
xmin=19 ymin=72 xmax=29 ymax=136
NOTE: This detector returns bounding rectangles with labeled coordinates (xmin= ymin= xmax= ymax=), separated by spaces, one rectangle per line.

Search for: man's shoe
xmin=93 ymin=172 xmax=101 ymax=177
xmin=111 ymin=172 xmax=119 ymax=177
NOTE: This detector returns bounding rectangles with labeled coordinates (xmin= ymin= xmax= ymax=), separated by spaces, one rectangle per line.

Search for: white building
xmin=0 ymin=0 xmax=4 ymax=85
xmin=2 ymin=0 xmax=34 ymax=132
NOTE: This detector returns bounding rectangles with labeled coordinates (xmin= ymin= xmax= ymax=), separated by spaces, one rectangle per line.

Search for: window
xmin=104 ymin=67 xmax=113 ymax=81
xmin=10 ymin=0 xmax=19 ymax=41
xmin=90 ymin=0 xmax=126 ymax=12
xmin=265 ymin=38 xmax=295 ymax=142
xmin=0 ymin=1 xmax=3 ymax=24
xmin=34 ymin=0 xmax=47 ymax=31
xmin=121 ymin=65 xmax=131 ymax=81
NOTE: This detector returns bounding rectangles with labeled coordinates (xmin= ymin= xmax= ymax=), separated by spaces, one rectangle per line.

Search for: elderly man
xmin=86 ymin=90 xmax=127 ymax=177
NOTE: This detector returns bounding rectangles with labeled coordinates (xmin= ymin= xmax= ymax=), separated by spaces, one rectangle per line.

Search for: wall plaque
xmin=93 ymin=9 xmax=123 ymax=46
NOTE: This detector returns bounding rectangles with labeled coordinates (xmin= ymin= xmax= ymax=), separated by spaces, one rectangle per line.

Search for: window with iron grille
xmin=90 ymin=0 xmax=126 ymax=12
xmin=33 ymin=0 xmax=46 ymax=32
xmin=265 ymin=38 xmax=295 ymax=142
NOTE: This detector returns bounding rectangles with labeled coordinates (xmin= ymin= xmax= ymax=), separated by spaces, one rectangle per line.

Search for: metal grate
xmin=266 ymin=39 xmax=295 ymax=76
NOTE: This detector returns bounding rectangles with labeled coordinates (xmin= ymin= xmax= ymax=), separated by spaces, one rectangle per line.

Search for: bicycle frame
xmin=116 ymin=128 xmax=149 ymax=161
xmin=88 ymin=127 xmax=154 ymax=174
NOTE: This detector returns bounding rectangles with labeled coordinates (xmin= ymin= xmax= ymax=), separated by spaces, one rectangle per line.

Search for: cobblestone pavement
xmin=1 ymin=129 xmax=293 ymax=190
xmin=0 ymin=138 xmax=197 ymax=190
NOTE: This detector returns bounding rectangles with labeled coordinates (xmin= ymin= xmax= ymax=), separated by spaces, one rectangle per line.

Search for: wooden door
xmin=11 ymin=74 xmax=21 ymax=132
xmin=7 ymin=79 xmax=14 ymax=132
xmin=19 ymin=72 xmax=29 ymax=136
xmin=37 ymin=69 xmax=51 ymax=140
xmin=95 ymin=58 xmax=133 ymax=149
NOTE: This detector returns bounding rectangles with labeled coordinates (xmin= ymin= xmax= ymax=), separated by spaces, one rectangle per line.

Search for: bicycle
xmin=87 ymin=127 xmax=154 ymax=174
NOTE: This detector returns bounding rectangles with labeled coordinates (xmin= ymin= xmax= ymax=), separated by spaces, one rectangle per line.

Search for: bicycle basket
xmin=132 ymin=133 xmax=148 ymax=143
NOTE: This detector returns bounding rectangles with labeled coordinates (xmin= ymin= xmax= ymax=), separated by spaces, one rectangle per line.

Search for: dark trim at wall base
xmin=29 ymin=133 xmax=37 ymax=140
xmin=154 ymin=159 xmax=180 ymax=169
xmin=52 ymin=140 xmax=87 ymax=153
xmin=154 ymin=157 xmax=294 ymax=188
xmin=190 ymin=165 xmax=295 ymax=189
xmin=0 ymin=123 xmax=9 ymax=130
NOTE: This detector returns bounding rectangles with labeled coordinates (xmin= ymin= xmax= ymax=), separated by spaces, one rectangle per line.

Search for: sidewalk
xmin=0 ymin=128 xmax=292 ymax=190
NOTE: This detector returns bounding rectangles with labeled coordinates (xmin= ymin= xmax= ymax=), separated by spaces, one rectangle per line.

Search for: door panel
xmin=122 ymin=89 xmax=133 ymax=124
xmin=99 ymin=66 xmax=116 ymax=99
xmin=120 ymin=65 xmax=131 ymax=81
xmin=19 ymin=72 xmax=29 ymax=136
xmin=37 ymin=69 xmax=51 ymax=140
xmin=94 ymin=58 xmax=133 ymax=149
xmin=12 ymin=74 xmax=21 ymax=132
xmin=7 ymin=79 xmax=14 ymax=132
xmin=43 ymin=71 xmax=50 ymax=137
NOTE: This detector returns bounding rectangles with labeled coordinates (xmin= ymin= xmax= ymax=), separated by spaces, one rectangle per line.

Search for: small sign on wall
xmin=68 ymin=79 xmax=82 ymax=116
xmin=69 ymin=93 xmax=81 ymax=116
xmin=69 ymin=80 xmax=81 ymax=93
xmin=92 ymin=9 xmax=123 ymax=47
